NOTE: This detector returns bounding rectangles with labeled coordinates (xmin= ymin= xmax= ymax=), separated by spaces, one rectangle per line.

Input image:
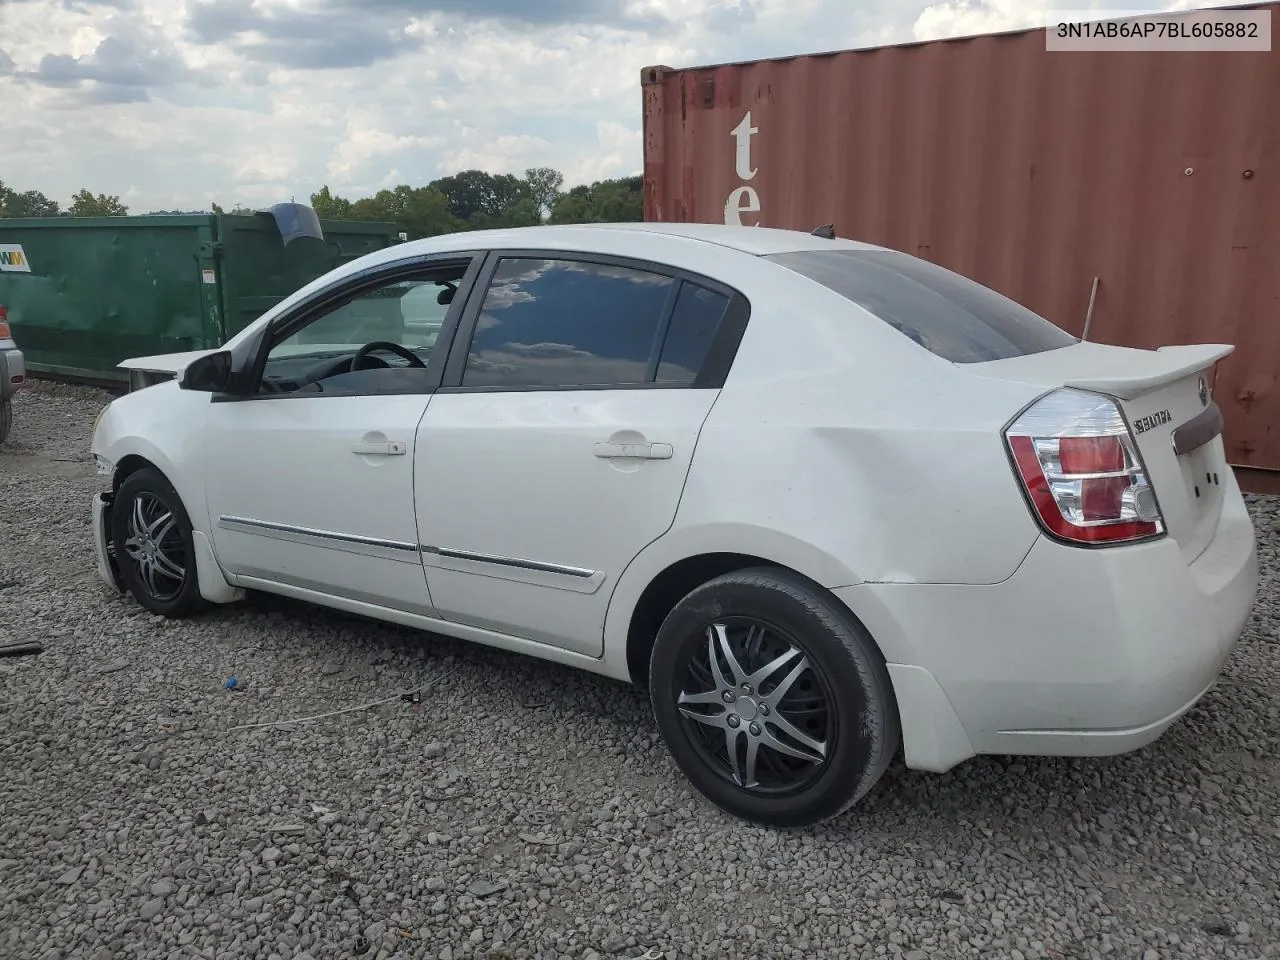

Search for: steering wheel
xmin=350 ymin=341 xmax=426 ymax=371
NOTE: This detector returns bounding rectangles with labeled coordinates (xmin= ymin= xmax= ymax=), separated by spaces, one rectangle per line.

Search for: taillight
xmin=1005 ymin=388 xmax=1164 ymax=546
xmin=0 ymin=305 xmax=9 ymax=339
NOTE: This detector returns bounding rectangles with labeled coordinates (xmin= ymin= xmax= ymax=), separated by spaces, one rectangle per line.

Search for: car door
xmin=414 ymin=251 xmax=750 ymax=657
xmin=203 ymin=253 xmax=482 ymax=615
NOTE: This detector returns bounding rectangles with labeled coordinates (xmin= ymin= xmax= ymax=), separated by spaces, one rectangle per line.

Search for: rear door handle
xmin=352 ymin=440 xmax=406 ymax=456
xmin=594 ymin=441 xmax=673 ymax=460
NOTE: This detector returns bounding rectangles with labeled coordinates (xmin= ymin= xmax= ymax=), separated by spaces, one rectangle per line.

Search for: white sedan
xmin=89 ymin=222 xmax=1259 ymax=827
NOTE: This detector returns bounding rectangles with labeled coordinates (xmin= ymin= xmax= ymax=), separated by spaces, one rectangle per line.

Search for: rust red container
xmin=642 ymin=6 xmax=1280 ymax=492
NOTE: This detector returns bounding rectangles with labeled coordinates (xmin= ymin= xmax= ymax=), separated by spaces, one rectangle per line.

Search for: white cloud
xmin=0 ymin=0 xmax=1248 ymax=212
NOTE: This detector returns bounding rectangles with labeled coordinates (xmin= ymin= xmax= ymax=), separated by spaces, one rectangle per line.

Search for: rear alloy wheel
xmin=110 ymin=467 xmax=203 ymax=618
xmin=0 ymin=397 xmax=11 ymax=445
xmin=649 ymin=567 xmax=900 ymax=827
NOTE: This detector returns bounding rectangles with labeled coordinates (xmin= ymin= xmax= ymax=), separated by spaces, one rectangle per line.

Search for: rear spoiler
xmin=1062 ymin=344 xmax=1234 ymax=399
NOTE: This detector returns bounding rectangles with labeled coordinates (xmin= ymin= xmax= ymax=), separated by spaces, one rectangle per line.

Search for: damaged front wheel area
xmin=109 ymin=467 xmax=204 ymax=618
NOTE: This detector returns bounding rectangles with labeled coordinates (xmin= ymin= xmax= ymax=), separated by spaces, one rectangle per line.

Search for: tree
xmin=524 ymin=167 xmax=565 ymax=222
xmin=549 ymin=175 xmax=643 ymax=224
xmin=211 ymin=201 xmax=258 ymax=215
xmin=310 ymin=185 xmax=352 ymax=220
xmin=0 ymin=181 xmax=61 ymax=218
xmin=68 ymin=188 xmax=128 ymax=217
xmin=429 ymin=170 xmax=533 ymax=224
xmin=332 ymin=184 xmax=464 ymax=239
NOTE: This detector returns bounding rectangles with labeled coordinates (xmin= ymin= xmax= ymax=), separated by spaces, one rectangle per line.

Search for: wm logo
xmin=0 ymin=246 xmax=31 ymax=272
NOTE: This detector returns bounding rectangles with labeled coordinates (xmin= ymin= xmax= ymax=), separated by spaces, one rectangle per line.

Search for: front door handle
xmin=594 ymin=441 xmax=673 ymax=460
xmin=352 ymin=440 xmax=406 ymax=456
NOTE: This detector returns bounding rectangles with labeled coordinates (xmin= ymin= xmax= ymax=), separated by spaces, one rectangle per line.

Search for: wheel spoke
xmin=145 ymin=509 xmax=173 ymax=538
xmin=151 ymin=516 xmax=177 ymax=546
xmin=760 ymin=722 xmax=825 ymax=765
xmin=704 ymin=626 xmax=733 ymax=692
xmin=710 ymin=622 xmax=748 ymax=686
xmin=677 ymin=705 xmax=727 ymax=730
xmin=724 ymin=726 xmax=744 ymax=785
xmin=765 ymin=712 xmax=827 ymax=759
xmin=742 ymin=736 xmax=761 ymax=789
xmin=762 ymin=656 xmax=811 ymax=708
xmin=678 ymin=688 xmax=727 ymax=707
xmin=141 ymin=558 xmax=163 ymax=597
xmin=153 ymin=548 xmax=185 ymax=582
xmin=744 ymin=624 xmax=764 ymax=665
xmin=746 ymin=646 xmax=802 ymax=690
xmin=131 ymin=496 xmax=148 ymax=540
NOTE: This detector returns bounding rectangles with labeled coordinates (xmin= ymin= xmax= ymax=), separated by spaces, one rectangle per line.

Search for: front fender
xmin=91 ymin=384 xmax=212 ymax=536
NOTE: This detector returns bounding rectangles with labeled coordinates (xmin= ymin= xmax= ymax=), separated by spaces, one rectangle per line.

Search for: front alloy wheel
xmin=650 ymin=568 xmax=900 ymax=828
xmin=123 ymin=492 xmax=188 ymax=603
xmin=110 ymin=466 xmax=203 ymax=617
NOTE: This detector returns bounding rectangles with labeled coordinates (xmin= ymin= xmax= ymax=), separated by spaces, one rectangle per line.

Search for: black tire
xmin=0 ymin=397 xmax=11 ymax=445
xmin=111 ymin=466 xmax=204 ymax=618
xmin=649 ymin=567 xmax=900 ymax=827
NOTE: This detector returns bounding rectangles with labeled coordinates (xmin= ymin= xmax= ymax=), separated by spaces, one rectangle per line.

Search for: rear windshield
xmin=766 ymin=249 xmax=1078 ymax=363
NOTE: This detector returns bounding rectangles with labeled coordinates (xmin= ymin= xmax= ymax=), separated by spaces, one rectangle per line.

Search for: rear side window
xmin=767 ymin=249 xmax=1078 ymax=363
xmin=463 ymin=257 xmax=676 ymax=388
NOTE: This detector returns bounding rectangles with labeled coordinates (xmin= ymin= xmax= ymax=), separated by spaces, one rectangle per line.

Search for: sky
xmin=0 ymin=0 xmax=1245 ymax=212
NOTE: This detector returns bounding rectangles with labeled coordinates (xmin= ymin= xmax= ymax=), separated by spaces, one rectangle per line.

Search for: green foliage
xmin=549 ymin=175 xmax=643 ymax=224
xmin=67 ymin=189 xmax=129 ymax=217
xmin=309 ymin=168 xmax=642 ymax=237
xmin=524 ymin=167 xmax=565 ymax=220
xmin=429 ymin=170 xmax=532 ymax=224
xmin=0 ymin=180 xmax=61 ymax=218
xmin=310 ymin=184 xmax=462 ymax=239
xmin=0 ymin=167 xmax=646 ymax=230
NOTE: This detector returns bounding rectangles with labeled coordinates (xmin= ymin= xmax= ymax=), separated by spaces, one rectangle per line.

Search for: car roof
xmin=223 ymin=222 xmax=888 ymax=350
xmin=389 ymin=222 xmax=886 ymax=259
xmin=566 ymin=222 xmax=886 ymax=255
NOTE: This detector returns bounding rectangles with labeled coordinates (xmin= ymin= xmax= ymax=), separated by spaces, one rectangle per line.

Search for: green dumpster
xmin=0 ymin=208 xmax=402 ymax=385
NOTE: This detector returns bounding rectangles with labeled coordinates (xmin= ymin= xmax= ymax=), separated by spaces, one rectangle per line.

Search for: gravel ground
xmin=1 ymin=378 xmax=1278 ymax=960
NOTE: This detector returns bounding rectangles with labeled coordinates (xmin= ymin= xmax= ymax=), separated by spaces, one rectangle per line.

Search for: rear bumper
xmin=838 ymin=472 xmax=1259 ymax=772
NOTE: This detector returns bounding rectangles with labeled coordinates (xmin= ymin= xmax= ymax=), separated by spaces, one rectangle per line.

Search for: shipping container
xmin=641 ymin=3 xmax=1280 ymax=493
xmin=0 ymin=207 xmax=401 ymax=386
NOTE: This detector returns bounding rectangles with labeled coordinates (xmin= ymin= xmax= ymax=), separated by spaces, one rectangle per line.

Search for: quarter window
xmin=656 ymin=283 xmax=731 ymax=384
xmin=462 ymin=257 xmax=677 ymax=389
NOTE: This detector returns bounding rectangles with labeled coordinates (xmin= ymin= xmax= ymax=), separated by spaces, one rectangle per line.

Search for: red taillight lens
xmin=0 ymin=305 xmax=9 ymax=339
xmin=1006 ymin=389 xmax=1164 ymax=546
xmin=1057 ymin=435 xmax=1124 ymax=473
xmin=1056 ymin=435 xmax=1128 ymax=521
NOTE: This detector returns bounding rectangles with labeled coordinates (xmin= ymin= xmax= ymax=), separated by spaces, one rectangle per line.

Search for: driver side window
xmin=260 ymin=269 xmax=461 ymax=397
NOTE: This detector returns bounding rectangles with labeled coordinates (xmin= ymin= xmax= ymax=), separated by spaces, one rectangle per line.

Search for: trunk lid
xmin=971 ymin=341 xmax=1233 ymax=562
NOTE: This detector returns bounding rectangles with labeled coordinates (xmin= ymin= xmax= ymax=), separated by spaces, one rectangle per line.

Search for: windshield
xmin=767 ymin=249 xmax=1078 ymax=363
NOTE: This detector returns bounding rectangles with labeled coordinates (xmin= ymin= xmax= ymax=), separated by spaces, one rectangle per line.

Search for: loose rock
xmin=1 ymin=379 xmax=1278 ymax=960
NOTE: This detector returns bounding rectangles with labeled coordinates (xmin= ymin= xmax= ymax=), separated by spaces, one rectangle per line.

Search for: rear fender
xmin=602 ymin=521 xmax=864 ymax=668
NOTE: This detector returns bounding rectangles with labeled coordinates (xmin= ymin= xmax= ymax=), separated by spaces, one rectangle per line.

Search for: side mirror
xmin=180 ymin=350 xmax=234 ymax=393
